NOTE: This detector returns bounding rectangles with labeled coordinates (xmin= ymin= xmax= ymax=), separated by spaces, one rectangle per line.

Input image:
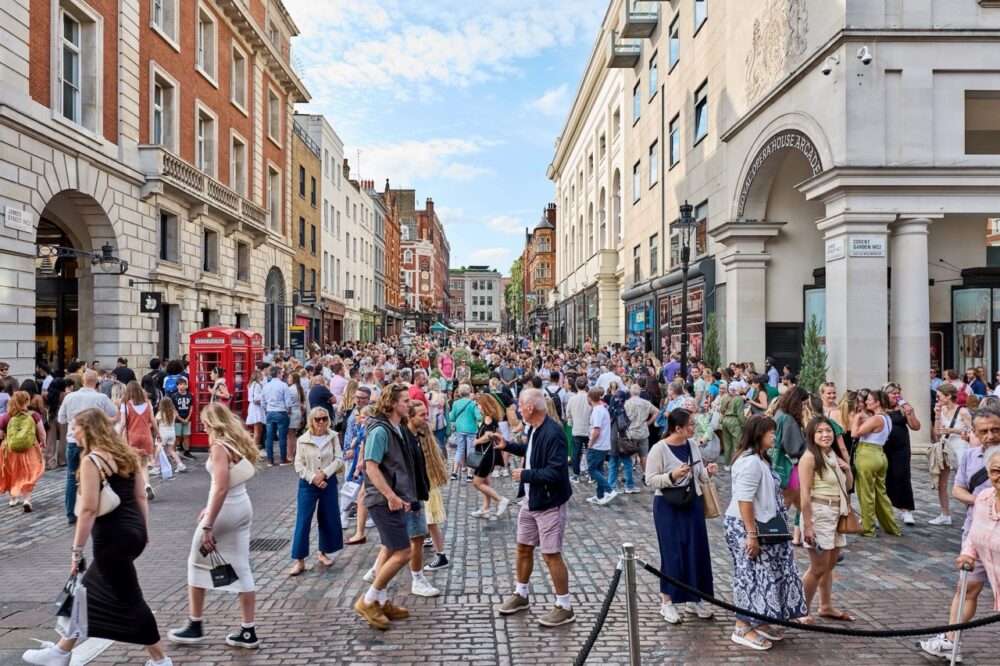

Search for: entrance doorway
xmin=34 ymin=219 xmax=79 ymax=372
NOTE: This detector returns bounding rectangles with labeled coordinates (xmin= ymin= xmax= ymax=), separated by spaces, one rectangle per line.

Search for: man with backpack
xmin=543 ymin=371 xmax=567 ymax=422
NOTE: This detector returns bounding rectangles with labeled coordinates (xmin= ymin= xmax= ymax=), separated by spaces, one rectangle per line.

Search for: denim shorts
xmin=406 ymin=501 xmax=428 ymax=538
xmin=174 ymin=421 xmax=191 ymax=436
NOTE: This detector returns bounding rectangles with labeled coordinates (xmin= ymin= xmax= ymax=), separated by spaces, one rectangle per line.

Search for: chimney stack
xmin=342 ymin=158 xmax=350 ymax=181
xmin=546 ymin=203 xmax=557 ymax=225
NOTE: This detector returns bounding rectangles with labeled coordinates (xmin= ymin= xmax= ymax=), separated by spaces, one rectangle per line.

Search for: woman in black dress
xmin=881 ymin=383 xmax=921 ymax=525
xmin=23 ymin=408 xmax=171 ymax=666
xmin=469 ymin=394 xmax=511 ymax=519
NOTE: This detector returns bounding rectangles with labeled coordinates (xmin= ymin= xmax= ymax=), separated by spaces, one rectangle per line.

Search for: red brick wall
xmin=29 ymin=0 xmax=119 ymax=144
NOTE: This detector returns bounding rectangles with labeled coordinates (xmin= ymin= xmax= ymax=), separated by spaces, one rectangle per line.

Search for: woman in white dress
xmin=168 ymin=403 xmax=260 ymax=650
xmin=245 ymin=370 xmax=265 ymax=449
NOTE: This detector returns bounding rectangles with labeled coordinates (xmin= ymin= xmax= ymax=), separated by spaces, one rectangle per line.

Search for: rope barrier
xmin=637 ymin=558 xmax=1000 ymax=638
xmin=572 ymin=559 xmax=623 ymax=666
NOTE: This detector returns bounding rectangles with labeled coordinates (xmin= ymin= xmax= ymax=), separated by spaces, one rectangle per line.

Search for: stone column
xmin=820 ymin=213 xmax=896 ymax=391
xmin=891 ymin=217 xmax=933 ymax=443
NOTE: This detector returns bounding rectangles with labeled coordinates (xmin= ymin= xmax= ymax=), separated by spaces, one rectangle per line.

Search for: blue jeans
xmin=571 ymin=436 xmax=588 ymax=475
xmin=65 ymin=442 xmax=82 ymax=519
xmin=586 ymin=448 xmax=612 ymax=498
xmin=453 ymin=432 xmax=475 ymax=465
xmin=291 ymin=478 xmax=343 ymax=559
xmin=434 ymin=428 xmax=448 ymax=460
xmin=264 ymin=411 xmax=290 ymax=462
xmin=609 ymin=454 xmax=635 ymax=490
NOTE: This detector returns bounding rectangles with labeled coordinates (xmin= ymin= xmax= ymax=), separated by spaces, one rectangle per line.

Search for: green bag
xmin=769 ymin=413 xmax=794 ymax=488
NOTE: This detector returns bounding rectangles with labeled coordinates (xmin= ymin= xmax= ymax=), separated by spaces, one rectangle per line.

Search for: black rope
xmin=638 ymin=558 xmax=1000 ymax=637
xmin=573 ymin=559 xmax=623 ymax=666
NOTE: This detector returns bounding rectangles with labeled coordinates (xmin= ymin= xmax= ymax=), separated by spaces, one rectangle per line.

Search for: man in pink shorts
xmin=494 ymin=388 xmax=575 ymax=627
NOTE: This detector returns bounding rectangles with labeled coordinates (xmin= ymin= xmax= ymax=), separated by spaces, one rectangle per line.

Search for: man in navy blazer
xmin=493 ymin=388 xmax=576 ymax=627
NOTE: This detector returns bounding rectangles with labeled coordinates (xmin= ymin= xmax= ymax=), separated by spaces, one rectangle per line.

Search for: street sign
xmin=3 ymin=207 xmax=33 ymax=233
xmin=848 ymin=235 xmax=886 ymax=258
xmin=825 ymin=238 xmax=845 ymax=262
xmin=299 ymin=292 xmax=317 ymax=305
xmin=140 ymin=291 xmax=162 ymax=313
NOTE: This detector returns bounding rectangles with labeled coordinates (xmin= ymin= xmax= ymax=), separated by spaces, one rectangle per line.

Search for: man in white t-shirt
xmin=584 ymin=388 xmax=615 ymax=505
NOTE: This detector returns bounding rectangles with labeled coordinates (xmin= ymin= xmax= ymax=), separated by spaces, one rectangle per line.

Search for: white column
xmin=721 ymin=253 xmax=770 ymax=366
xmin=821 ymin=214 xmax=896 ymax=391
xmin=891 ymin=217 xmax=933 ymax=442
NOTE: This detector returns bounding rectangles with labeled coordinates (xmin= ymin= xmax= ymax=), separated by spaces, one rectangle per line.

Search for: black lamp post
xmin=37 ymin=242 xmax=128 ymax=275
xmin=677 ymin=201 xmax=696 ymax=384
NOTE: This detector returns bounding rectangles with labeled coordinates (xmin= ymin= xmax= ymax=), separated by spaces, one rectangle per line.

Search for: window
xmin=267 ymin=166 xmax=281 ymax=231
xmin=267 ymin=87 xmax=281 ymax=143
xmin=649 ymin=141 xmax=659 ymax=187
xmin=632 ymin=83 xmax=641 ymax=124
xmin=613 ymin=109 xmax=622 ymax=137
xmin=196 ymin=5 xmax=217 ymax=82
xmin=297 ymin=166 xmax=306 ymax=198
xmin=965 ymin=91 xmax=1000 ymax=155
xmin=230 ymin=43 xmax=247 ymax=111
xmin=298 ymin=264 xmax=306 ymax=293
xmin=268 ymin=21 xmax=281 ymax=49
xmin=694 ymin=81 xmax=709 ymax=143
xmin=57 ymin=4 xmax=101 ymax=132
xmin=404 ymin=249 xmax=412 ymax=264
xmin=323 ymin=201 xmax=329 ymax=231
xmin=346 ymin=232 xmax=351 ymax=256
xmin=235 ymin=312 xmax=249 ymax=329
xmin=633 ymin=245 xmax=642 ymax=283
xmin=335 ymin=210 xmax=341 ymax=237
xmin=151 ymin=0 xmax=177 ymax=43
xmin=158 ymin=210 xmax=178 ymax=262
xmin=695 ymin=0 xmax=707 ymax=31
xmin=310 ymin=224 xmax=316 ymax=254
xmin=649 ymin=52 xmax=658 ymax=99
xmin=310 ymin=268 xmax=316 ymax=293
xmin=588 ymin=153 xmax=594 ymax=176
xmin=632 ymin=162 xmax=641 ymax=203
xmin=669 ymin=16 xmax=680 ymax=69
xmin=600 ymin=133 xmax=607 ymax=158
xmin=202 ymin=229 xmax=218 ymax=273
xmin=236 ymin=242 xmax=249 ymax=282
xmin=230 ymin=132 xmax=247 ymax=196
xmin=150 ymin=69 xmax=178 ymax=151
xmin=694 ymin=200 xmax=708 ymax=256
xmin=195 ymin=105 xmax=216 ymax=176
xmin=310 ymin=177 xmax=317 ymax=206
xmin=669 ymin=115 xmax=680 ymax=167
xmin=298 ymin=217 xmax=306 ymax=247
xmin=649 ymin=234 xmax=659 ymax=275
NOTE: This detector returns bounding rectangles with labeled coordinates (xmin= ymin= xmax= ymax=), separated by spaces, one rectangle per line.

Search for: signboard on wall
xmin=848 ymin=236 xmax=886 ymax=258
xmin=825 ymin=239 xmax=845 ymax=262
xmin=289 ymin=325 xmax=305 ymax=360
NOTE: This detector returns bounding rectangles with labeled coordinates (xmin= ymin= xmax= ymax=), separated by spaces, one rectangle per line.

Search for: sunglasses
xmin=314 ymin=416 xmax=329 ymax=422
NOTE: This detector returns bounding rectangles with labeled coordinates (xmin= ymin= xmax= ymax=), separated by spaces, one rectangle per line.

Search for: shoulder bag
xmin=756 ymin=514 xmax=792 ymax=544
xmin=831 ymin=455 xmax=862 ymax=534
xmin=214 ymin=441 xmax=255 ymax=488
xmin=75 ymin=454 xmax=121 ymax=518
xmin=660 ymin=443 xmax=696 ymax=508
xmin=466 ymin=439 xmax=491 ymax=471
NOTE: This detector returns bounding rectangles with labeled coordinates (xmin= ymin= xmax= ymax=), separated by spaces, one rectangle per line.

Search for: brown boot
xmin=354 ymin=594 xmax=389 ymax=629
xmin=381 ymin=600 xmax=409 ymax=620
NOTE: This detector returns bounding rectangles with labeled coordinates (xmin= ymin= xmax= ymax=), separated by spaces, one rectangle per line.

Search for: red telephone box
xmin=188 ymin=327 xmax=263 ymax=448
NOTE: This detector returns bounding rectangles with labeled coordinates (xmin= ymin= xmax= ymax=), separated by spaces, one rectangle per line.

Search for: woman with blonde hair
xmin=156 ymin=397 xmax=185 ymax=475
xmin=121 ymin=380 xmax=157 ymax=501
xmin=410 ymin=400 xmax=451 ymax=572
xmin=22 ymin=408 xmax=173 ymax=666
xmin=0 ymin=391 xmax=45 ymax=512
xmin=288 ymin=407 xmax=344 ymax=576
xmin=286 ymin=372 xmax=307 ymax=462
xmin=470 ymin=394 xmax=511 ymax=519
xmin=169 ymin=403 xmax=260 ymax=650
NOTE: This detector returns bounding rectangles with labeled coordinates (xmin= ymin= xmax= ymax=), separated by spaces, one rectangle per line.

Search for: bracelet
xmin=747 ymin=535 xmax=759 ymax=540
xmin=71 ymin=546 xmax=84 ymax=552
xmin=202 ymin=524 xmax=213 ymax=531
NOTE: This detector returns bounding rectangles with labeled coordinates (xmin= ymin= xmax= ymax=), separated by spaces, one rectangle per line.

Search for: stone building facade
xmin=382 ymin=181 xmax=404 ymax=337
xmin=523 ymin=203 xmax=557 ymax=338
xmin=291 ymin=119 xmax=322 ymax=345
xmin=341 ymin=165 xmax=377 ymax=342
xmin=450 ymin=267 xmax=502 ymax=333
xmin=0 ymin=0 xmax=307 ymax=375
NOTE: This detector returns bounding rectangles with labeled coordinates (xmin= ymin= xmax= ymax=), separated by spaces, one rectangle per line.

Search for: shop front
xmin=321 ymin=299 xmax=345 ymax=346
xmin=652 ymin=258 xmax=715 ymax=363
xmin=625 ymin=301 xmax=655 ymax=353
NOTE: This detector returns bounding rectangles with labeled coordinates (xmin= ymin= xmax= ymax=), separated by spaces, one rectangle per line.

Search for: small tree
xmin=702 ymin=312 xmax=721 ymax=371
xmin=799 ymin=315 xmax=828 ymax=394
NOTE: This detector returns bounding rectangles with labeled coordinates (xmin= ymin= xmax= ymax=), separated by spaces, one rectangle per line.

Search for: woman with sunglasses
xmin=287 ymin=407 xmax=345 ymax=575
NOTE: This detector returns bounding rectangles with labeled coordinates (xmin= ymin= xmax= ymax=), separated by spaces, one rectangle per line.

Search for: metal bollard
xmin=622 ymin=543 xmax=641 ymax=666
xmin=950 ymin=563 xmax=973 ymax=666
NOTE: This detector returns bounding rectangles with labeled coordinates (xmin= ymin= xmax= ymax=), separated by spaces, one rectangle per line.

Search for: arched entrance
xmin=264 ymin=267 xmax=286 ymax=349
xmin=34 ymin=219 xmax=79 ymax=371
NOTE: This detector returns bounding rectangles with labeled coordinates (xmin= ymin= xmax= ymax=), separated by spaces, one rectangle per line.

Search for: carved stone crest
xmin=745 ymin=0 xmax=809 ymax=104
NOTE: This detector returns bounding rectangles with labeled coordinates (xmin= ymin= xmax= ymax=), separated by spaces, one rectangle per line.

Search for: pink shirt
xmin=439 ymin=355 xmax=454 ymax=380
xmin=962 ymin=487 xmax=1000 ymax=610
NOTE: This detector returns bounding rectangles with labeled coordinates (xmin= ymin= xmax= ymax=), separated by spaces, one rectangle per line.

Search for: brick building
xmin=391 ymin=189 xmax=451 ymax=330
xmin=381 ymin=181 xmax=404 ymax=337
xmin=0 ymin=0 xmax=308 ymax=375
xmin=291 ymin=119 xmax=322 ymax=345
xmin=524 ymin=204 xmax=557 ymax=338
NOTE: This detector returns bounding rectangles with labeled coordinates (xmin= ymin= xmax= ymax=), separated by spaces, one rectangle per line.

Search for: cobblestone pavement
xmin=0 ymin=454 xmax=996 ymax=665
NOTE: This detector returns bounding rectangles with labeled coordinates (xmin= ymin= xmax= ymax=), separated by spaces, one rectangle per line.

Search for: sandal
xmin=795 ymin=616 xmax=815 ymax=625
xmin=286 ymin=562 xmax=310 ymax=577
xmin=731 ymin=625 xmax=772 ymax=651
xmin=755 ymin=625 xmax=785 ymax=641
xmin=818 ymin=609 xmax=855 ymax=622
xmin=317 ymin=552 xmax=334 ymax=567
xmin=345 ymin=535 xmax=367 ymax=546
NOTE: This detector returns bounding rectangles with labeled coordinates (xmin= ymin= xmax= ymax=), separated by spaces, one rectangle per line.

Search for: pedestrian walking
xmin=470 ymin=394 xmax=510 ymax=518
xmin=120 ymin=381 xmax=158 ymax=502
xmin=156 ymin=397 xmax=186 ymax=475
xmin=286 ymin=371 xmax=307 ymax=461
xmin=58 ymin=371 xmax=117 ymax=524
xmin=448 ymin=384 xmax=480 ymax=481
xmin=719 ymin=385 xmax=746 ymax=465
xmin=288 ymin=407 xmax=344 ymax=576
xmin=43 ymin=378 xmax=68 ymax=470
xmin=22 ymin=408 xmax=173 ymax=666
xmin=413 ymin=400 xmax=451 ymax=573
xmin=881 ymin=382 xmax=919 ymax=525
xmin=168 ymin=403 xmax=260 ymax=649
xmin=261 ymin=366 xmax=292 ymax=466
xmin=931 ymin=382 xmax=972 ymax=526
xmin=584 ymin=388 xmax=615 ymax=505
xmin=0 ymin=391 xmax=45 ymax=512
xmin=245 ymin=369 xmax=265 ymax=448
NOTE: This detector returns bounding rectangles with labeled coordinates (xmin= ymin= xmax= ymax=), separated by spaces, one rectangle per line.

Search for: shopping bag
xmin=158 ymin=449 xmax=174 ymax=480
xmin=53 ymin=562 xmax=88 ymax=639
xmin=209 ymin=550 xmax=240 ymax=588
xmin=339 ymin=480 xmax=361 ymax=507
xmin=699 ymin=480 xmax=722 ymax=519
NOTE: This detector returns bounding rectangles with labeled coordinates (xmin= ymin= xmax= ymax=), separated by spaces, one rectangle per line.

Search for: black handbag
xmin=661 ymin=478 xmax=695 ymax=508
xmin=755 ymin=514 xmax=792 ymax=544
xmin=209 ymin=550 xmax=240 ymax=588
xmin=51 ymin=558 xmax=86 ymax=616
xmin=466 ymin=442 xmax=491 ymax=471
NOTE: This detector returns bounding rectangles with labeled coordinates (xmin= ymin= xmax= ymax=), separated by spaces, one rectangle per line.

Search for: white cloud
xmin=350 ymin=138 xmax=497 ymax=184
xmin=524 ymin=84 xmax=569 ymax=116
xmin=469 ymin=247 xmax=512 ymax=264
xmin=486 ymin=216 xmax=527 ymax=235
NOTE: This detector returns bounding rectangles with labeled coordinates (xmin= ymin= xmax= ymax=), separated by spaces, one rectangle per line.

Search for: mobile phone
xmin=199 ymin=545 xmax=210 ymax=557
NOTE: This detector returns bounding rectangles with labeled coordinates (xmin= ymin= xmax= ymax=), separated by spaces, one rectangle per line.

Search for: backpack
xmin=956 ymin=384 xmax=968 ymax=407
xmin=6 ymin=412 xmax=37 ymax=452
xmin=163 ymin=374 xmax=178 ymax=394
xmin=544 ymin=386 xmax=564 ymax=421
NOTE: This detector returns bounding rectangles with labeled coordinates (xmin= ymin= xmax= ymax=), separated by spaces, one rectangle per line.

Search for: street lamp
xmin=676 ymin=200 xmax=697 ymax=383
xmin=37 ymin=242 xmax=128 ymax=275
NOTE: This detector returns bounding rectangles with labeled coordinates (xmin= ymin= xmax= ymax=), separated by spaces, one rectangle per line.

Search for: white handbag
xmin=216 ymin=441 xmax=256 ymax=488
xmin=75 ymin=454 xmax=121 ymax=518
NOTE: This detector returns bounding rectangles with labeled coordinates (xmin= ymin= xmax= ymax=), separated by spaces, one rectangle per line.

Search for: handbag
xmin=834 ymin=462 xmax=862 ymax=535
xmin=340 ymin=479 xmax=362 ymax=507
xmin=208 ymin=549 xmax=240 ymax=588
xmin=768 ymin=444 xmax=794 ymax=489
xmin=52 ymin=559 xmax=88 ymax=639
xmin=158 ymin=448 xmax=174 ymax=480
xmin=617 ymin=437 xmax=639 ymax=457
xmin=215 ymin=441 xmax=255 ymax=488
xmin=661 ymin=476 xmax=695 ymax=508
xmin=755 ymin=514 xmax=792 ymax=544
xmin=466 ymin=441 xmax=491 ymax=470
xmin=700 ymin=479 xmax=721 ymax=519
xmin=52 ymin=558 xmax=85 ymax=616
xmin=75 ymin=454 xmax=121 ymax=518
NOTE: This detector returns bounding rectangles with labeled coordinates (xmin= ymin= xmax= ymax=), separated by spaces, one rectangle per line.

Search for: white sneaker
xmin=22 ymin=640 xmax=71 ymax=665
xmin=919 ymin=634 xmax=960 ymax=662
xmin=625 ymin=487 xmax=641 ymax=494
xmin=659 ymin=603 xmax=682 ymax=624
xmin=149 ymin=466 xmax=161 ymax=476
xmin=363 ymin=566 xmax=376 ymax=583
xmin=901 ymin=511 xmax=915 ymax=525
xmin=9 ymin=496 xmax=20 ymax=507
xmin=470 ymin=508 xmax=490 ymax=518
xmin=496 ymin=497 xmax=511 ymax=517
xmin=686 ymin=601 xmax=714 ymax=619
xmin=144 ymin=659 xmax=173 ymax=666
xmin=175 ymin=462 xmax=187 ymax=473
xmin=491 ymin=469 xmax=500 ymax=478
xmin=585 ymin=495 xmax=601 ymax=504
xmin=929 ymin=515 xmax=952 ymax=526
xmin=365 ymin=518 xmax=375 ymax=528
xmin=598 ymin=490 xmax=618 ymax=505
xmin=411 ymin=576 xmax=441 ymax=597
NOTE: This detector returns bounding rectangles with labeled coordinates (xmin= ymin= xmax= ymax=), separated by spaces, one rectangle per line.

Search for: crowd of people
xmin=2 ymin=337 xmax=999 ymax=664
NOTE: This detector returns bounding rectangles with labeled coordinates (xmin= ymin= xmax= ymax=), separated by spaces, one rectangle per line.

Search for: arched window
xmin=264 ymin=266 xmax=286 ymax=348
xmin=403 ymin=249 xmax=413 ymax=264
xmin=599 ymin=188 xmax=607 ymax=250
xmin=612 ymin=169 xmax=622 ymax=246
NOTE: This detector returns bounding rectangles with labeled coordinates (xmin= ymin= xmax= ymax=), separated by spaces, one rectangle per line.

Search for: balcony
xmin=138 ymin=146 xmax=269 ymax=244
xmin=608 ymin=29 xmax=641 ymax=69
xmin=622 ymin=1 xmax=658 ymax=39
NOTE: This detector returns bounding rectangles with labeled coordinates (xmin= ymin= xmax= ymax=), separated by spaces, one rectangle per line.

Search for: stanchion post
xmin=622 ymin=543 xmax=641 ymax=666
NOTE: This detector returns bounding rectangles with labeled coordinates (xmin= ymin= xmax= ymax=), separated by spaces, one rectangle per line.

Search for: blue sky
xmin=284 ymin=0 xmax=607 ymax=274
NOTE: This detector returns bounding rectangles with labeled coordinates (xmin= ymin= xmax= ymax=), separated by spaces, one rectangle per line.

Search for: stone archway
xmin=264 ymin=266 xmax=286 ymax=349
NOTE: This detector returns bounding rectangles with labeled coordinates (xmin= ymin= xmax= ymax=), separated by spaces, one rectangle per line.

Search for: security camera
xmin=821 ymin=55 xmax=840 ymax=76
xmin=857 ymin=46 xmax=872 ymax=65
